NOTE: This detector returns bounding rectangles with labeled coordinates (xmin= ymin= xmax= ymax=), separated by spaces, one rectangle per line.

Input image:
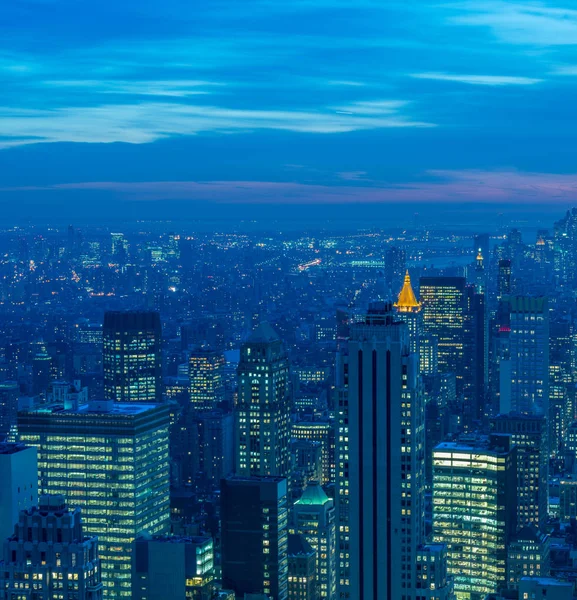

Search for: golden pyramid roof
xmin=394 ymin=270 xmax=421 ymax=312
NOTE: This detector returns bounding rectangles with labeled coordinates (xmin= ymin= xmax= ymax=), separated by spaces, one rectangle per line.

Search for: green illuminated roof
xmin=295 ymin=481 xmax=331 ymax=506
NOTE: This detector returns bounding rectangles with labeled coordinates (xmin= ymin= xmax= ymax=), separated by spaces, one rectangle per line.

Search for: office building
xmin=0 ymin=494 xmax=102 ymax=600
xmin=235 ymin=323 xmax=291 ymax=478
xmin=103 ymin=311 xmax=162 ymax=403
xmin=497 ymin=260 xmax=511 ymax=301
xmin=0 ymin=442 xmax=38 ymax=542
xmin=559 ymin=477 xmax=577 ymax=521
xmin=394 ymin=270 xmax=422 ymax=356
xmin=221 ymin=476 xmax=288 ymax=600
xmin=491 ymin=414 xmax=547 ymax=529
xmin=188 ymin=348 xmax=225 ymax=411
xmin=500 ymin=297 xmax=549 ymax=416
xmin=292 ymin=421 xmax=332 ymax=485
xmin=0 ymin=381 xmax=18 ymax=441
xmin=291 ymin=482 xmax=336 ymax=599
xmin=347 ymin=302 xmax=425 ymax=600
xmin=17 ymin=400 xmax=170 ymax=598
xmin=415 ymin=544 xmax=455 ymax=600
xmin=420 ymin=277 xmax=467 ymax=395
xmin=507 ymin=526 xmax=550 ymax=589
xmin=518 ymin=577 xmax=572 ymax=599
xmin=287 ymin=534 xmax=317 ymax=600
xmin=432 ymin=435 xmax=517 ymax=600
xmin=385 ymin=246 xmax=406 ymax=294
xmin=132 ymin=535 xmax=215 ymax=600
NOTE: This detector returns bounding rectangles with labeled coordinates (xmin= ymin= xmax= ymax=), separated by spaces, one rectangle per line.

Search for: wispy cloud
xmin=43 ymin=79 xmax=222 ymax=97
xmin=5 ymin=170 xmax=577 ymax=204
xmin=0 ymin=99 xmax=434 ymax=148
xmin=411 ymin=72 xmax=543 ymax=86
xmin=450 ymin=2 xmax=577 ymax=46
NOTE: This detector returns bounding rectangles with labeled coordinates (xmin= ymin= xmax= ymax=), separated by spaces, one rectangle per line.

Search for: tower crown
xmin=394 ymin=271 xmax=421 ymax=312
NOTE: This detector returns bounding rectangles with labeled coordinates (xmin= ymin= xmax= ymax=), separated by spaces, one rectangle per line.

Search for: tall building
xmin=291 ymin=482 xmax=336 ymax=599
xmin=0 ymin=494 xmax=102 ymax=600
xmin=415 ymin=544 xmax=455 ymax=600
xmin=0 ymin=381 xmax=18 ymax=441
xmin=497 ymin=259 xmax=512 ymax=301
xmin=507 ymin=525 xmax=550 ymax=589
xmin=235 ymin=323 xmax=291 ymax=478
xmin=132 ymin=536 xmax=215 ymax=600
xmin=432 ymin=435 xmax=517 ymax=600
xmin=188 ymin=348 xmax=225 ymax=411
xmin=0 ymin=442 xmax=38 ymax=542
xmin=221 ymin=476 xmax=288 ymax=600
xmin=287 ymin=534 xmax=317 ymax=600
xmin=492 ymin=413 xmax=548 ymax=529
xmin=500 ymin=297 xmax=549 ymax=416
xmin=385 ymin=246 xmax=406 ymax=294
xmin=347 ymin=302 xmax=425 ymax=600
xmin=17 ymin=400 xmax=170 ymax=598
xmin=420 ymin=277 xmax=467 ymax=394
xmin=103 ymin=311 xmax=162 ymax=403
xmin=292 ymin=421 xmax=332 ymax=485
xmin=394 ymin=270 xmax=422 ymax=356
xmin=553 ymin=208 xmax=577 ymax=287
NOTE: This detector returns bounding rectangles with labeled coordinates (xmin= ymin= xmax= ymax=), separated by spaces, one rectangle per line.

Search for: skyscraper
xmin=0 ymin=381 xmax=19 ymax=441
xmin=492 ymin=413 xmax=548 ymax=529
xmin=103 ymin=311 xmax=162 ymax=403
xmin=0 ymin=494 xmax=102 ymax=600
xmin=432 ymin=435 xmax=516 ymax=600
xmin=235 ymin=323 xmax=291 ymax=478
xmin=394 ymin=270 xmax=422 ymax=356
xmin=0 ymin=442 xmax=38 ymax=542
xmin=385 ymin=246 xmax=406 ymax=294
xmin=188 ymin=348 xmax=225 ymax=411
xmin=17 ymin=400 xmax=170 ymax=598
xmin=132 ymin=535 xmax=215 ymax=600
xmin=497 ymin=259 xmax=512 ymax=301
xmin=287 ymin=534 xmax=317 ymax=600
xmin=292 ymin=421 xmax=332 ymax=485
xmin=291 ymin=482 xmax=337 ymax=599
xmin=347 ymin=302 xmax=425 ymax=600
xmin=500 ymin=296 xmax=549 ymax=416
xmin=221 ymin=476 xmax=288 ymax=600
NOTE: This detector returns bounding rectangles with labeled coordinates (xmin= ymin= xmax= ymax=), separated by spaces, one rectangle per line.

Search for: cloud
xmin=42 ymin=79 xmax=222 ymax=97
xmin=0 ymin=100 xmax=434 ymax=148
xmin=410 ymin=72 xmax=543 ymax=86
xmin=5 ymin=169 xmax=577 ymax=204
xmin=449 ymin=2 xmax=577 ymax=46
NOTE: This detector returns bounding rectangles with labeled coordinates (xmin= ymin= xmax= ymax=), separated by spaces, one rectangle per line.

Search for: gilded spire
xmin=394 ymin=270 xmax=421 ymax=312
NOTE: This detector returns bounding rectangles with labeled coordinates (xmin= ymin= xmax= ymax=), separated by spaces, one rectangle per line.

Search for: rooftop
xmin=295 ymin=481 xmax=331 ymax=506
xmin=288 ymin=533 xmax=315 ymax=557
xmin=394 ymin=271 xmax=421 ymax=312
xmin=0 ymin=442 xmax=33 ymax=456
xmin=248 ymin=321 xmax=280 ymax=344
xmin=23 ymin=400 xmax=163 ymax=417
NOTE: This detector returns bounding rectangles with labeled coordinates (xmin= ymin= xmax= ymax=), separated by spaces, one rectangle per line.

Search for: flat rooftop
xmin=24 ymin=400 xmax=164 ymax=417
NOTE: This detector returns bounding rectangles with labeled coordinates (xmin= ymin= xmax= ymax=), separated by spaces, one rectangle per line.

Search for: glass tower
xmin=17 ymin=400 xmax=170 ymax=598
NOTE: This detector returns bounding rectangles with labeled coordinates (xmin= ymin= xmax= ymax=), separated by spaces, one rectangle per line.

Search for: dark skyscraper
xmin=221 ymin=476 xmax=288 ymax=600
xmin=385 ymin=246 xmax=406 ymax=295
xmin=103 ymin=311 xmax=162 ymax=403
xmin=347 ymin=302 xmax=425 ymax=600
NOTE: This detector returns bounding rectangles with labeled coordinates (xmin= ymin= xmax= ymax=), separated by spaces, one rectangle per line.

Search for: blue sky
xmin=3 ymin=0 xmax=577 ymax=220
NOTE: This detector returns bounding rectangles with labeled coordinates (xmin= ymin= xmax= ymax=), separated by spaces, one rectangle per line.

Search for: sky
xmin=2 ymin=0 xmax=577 ymax=224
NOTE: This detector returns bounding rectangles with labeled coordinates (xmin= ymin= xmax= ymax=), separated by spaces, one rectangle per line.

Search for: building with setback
xmin=347 ymin=302 xmax=425 ymax=600
xmin=235 ymin=323 xmax=291 ymax=478
xmin=103 ymin=311 xmax=162 ymax=403
xmin=17 ymin=400 xmax=170 ymax=598
xmin=0 ymin=494 xmax=102 ymax=600
xmin=221 ymin=476 xmax=288 ymax=600
xmin=394 ymin=270 xmax=422 ymax=357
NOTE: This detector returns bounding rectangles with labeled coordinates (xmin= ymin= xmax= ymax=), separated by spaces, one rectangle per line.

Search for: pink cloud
xmin=4 ymin=169 xmax=577 ymax=204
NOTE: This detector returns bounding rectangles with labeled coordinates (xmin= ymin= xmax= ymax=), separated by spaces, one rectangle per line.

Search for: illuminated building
xmin=559 ymin=477 xmax=577 ymax=521
xmin=103 ymin=311 xmax=162 ymax=403
xmin=420 ymin=277 xmax=467 ymax=394
xmin=188 ymin=349 xmax=225 ymax=411
xmin=287 ymin=534 xmax=317 ymax=600
xmin=17 ymin=400 xmax=170 ymax=598
xmin=32 ymin=350 xmax=52 ymax=397
xmin=0 ymin=381 xmax=19 ymax=441
xmin=492 ymin=413 xmax=547 ymax=529
xmin=499 ymin=297 xmax=549 ymax=417
xmin=291 ymin=482 xmax=336 ymax=600
xmin=553 ymin=208 xmax=577 ymax=288
xmin=235 ymin=323 xmax=291 ymax=478
xmin=221 ymin=476 xmax=288 ymax=600
xmin=415 ymin=544 xmax=455 ymax=600
xmin=394 ymin=270 xmax=422 ymax=356
xmin=0 ymin=442 xmax=38 ymax=542
xmin=432 ymin=435 xmax=516 ymax=600
xmin=132 ymin=536 xmax=215 ymax=600
xmin=0 ymin=494 xmax=103 ymax=600
xmin=549 ymin=320 xmax=573 ymax=455
xmin=507 ymin=526 xmax=550 ymax=589
xmin=348 ymin=302 xmax=425 ymax=600
xmin=292 ymin=422 xmax=332 ymax=485
xmin=497 ymin=259 xmax=511 ymax=302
